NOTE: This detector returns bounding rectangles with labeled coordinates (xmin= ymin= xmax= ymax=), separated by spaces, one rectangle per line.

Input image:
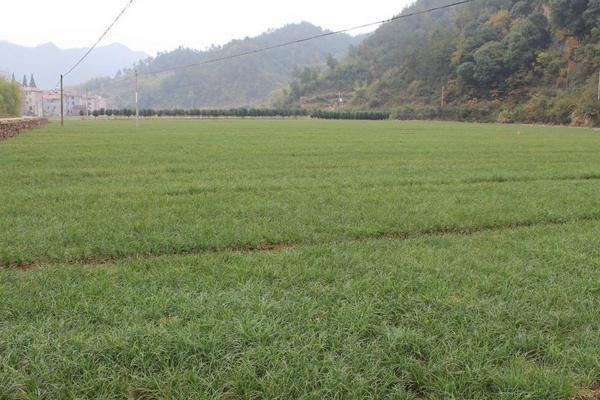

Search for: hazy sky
xmin=2 ymin=0 xmax=414 ymax=55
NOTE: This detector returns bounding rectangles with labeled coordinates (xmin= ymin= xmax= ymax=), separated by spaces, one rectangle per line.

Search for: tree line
xmin=85 ymin=108 xmax=390 ymax=120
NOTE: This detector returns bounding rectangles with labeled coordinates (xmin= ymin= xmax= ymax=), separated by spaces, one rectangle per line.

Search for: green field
xmin=1 ymin=120 xmax=600 ymax=399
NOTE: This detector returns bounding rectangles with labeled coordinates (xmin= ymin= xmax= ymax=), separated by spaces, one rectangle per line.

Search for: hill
xmin=279 ymin=0 xmax=600 ymax=126
xmin=0 ymin=41 xmax=148 ymax=89
xmin=79 ymin=22 xmax=365 ymax=109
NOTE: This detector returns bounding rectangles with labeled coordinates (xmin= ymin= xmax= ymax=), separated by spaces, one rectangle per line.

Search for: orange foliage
xmin=488 ymin=10 xmax=511 ymax=35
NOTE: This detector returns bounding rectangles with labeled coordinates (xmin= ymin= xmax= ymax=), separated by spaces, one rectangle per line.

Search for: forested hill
xmin=80 ymin=23 xmax=364 ymax=109
xmin=279 ymin=0 xmax=600 ymax=126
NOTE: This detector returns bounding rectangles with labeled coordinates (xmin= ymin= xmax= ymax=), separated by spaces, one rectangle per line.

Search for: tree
xmin=504 ymin=13 xmax=550 ymax=72
xmin=298 ymin=66 xmax=320 ymax=85
xmin=550 ymin=0 xmax=597 ymax=38
xmin=574 ymin=75 xmax=600 ymax=124
xmin=326 ymin=54 xmax=338 ymax=70
xmin=0 ymin=77 xmax=21 ymax=117
xmin=511 ymin=1 xmax=533 ymax=17
xmin=473 ymin=41 xmax=507 ymax=86
xmin=457 ymin=61 xmax=477 ymax=88
xmin=583 ymin=0 xmax=600 ymax=33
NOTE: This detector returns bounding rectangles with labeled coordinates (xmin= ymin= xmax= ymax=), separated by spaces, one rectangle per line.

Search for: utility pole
xmin=135 ymin=69 xmax=139 ymax=129
xmin=597 ymin=70 xmax=600 ymax=102
xmin=60 ymin=74 xmax=64 ymax=127
xmin=441 ymin=86 xmax=445 ymax=108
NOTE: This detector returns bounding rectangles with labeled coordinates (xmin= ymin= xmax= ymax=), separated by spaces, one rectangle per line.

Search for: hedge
xmin=88 ymin=108 xmax=390 ymax=120
xmin=91 ymin=108 xmax=310 ymax=118
xmin=310 ymin=110 xmax=390 ymax=120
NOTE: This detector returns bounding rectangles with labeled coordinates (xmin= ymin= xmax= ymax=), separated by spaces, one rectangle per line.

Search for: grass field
xmin=1 ymin=119 xmax=600 ymax=399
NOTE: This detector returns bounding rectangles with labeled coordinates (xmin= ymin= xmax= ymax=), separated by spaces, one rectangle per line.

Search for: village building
xmin=8 ymin=72 xmax=107 ymax=117
xmin=42 ymin=92 xmax=62 ymax=117
xmin=87 ymin=95 xmax=107 ymax=113
xmin=22 ymin=87 xmax=45 ymax=117
xmin=20 ymin=75 xmax=44 ymax=117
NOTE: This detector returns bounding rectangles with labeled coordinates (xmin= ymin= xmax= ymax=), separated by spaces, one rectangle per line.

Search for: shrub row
xmin=85 ymin=100 xmax=596 ymax=126
xmin=393 ymin=104 xmax=499 ymax=122
xmin=310 ymin=110 xmax=390 ymax=120
xmin=87 ymin=108 xmax=311 ymax=118
xmin=85 ymin=108 xmax=391 ymax=120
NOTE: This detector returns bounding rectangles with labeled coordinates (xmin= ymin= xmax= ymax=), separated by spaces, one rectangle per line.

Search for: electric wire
xmin=63 ymin=0 xmax=136 ymax=77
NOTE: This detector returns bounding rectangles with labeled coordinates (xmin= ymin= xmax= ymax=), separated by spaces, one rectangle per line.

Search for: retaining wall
xmin=0 ymin=118 xmax=49 ymax=141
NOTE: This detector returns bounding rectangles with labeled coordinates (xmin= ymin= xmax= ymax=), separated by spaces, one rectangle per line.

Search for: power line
xmin=143 ymin=0 xmax=473 ymax=77
xmin=63 ymin=0 xmax=136 ymax=77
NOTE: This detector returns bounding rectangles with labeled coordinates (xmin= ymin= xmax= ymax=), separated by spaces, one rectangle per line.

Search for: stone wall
xmin=0 ymin=118 xmax=49 ymax=141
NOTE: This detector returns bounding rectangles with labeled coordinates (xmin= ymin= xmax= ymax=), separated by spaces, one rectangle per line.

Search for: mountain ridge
xmin=0 ymin=41 xmax=148 ymax=89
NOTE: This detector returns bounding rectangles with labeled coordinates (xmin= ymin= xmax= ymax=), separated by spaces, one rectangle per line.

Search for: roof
xmin=22 ymin=86 xmax=43 ymax=92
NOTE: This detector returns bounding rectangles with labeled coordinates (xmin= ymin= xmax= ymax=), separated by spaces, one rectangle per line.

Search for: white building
xmin=87 ymin=95 xmax=107 ymax=112
xmin=22 ymin=86 xmax=45 ymax=117
xmin=43 ymin=91 xmax=107 ymax=116
xmin=42 ymin=92 xmax=62 ymax=117
xmin=21 ymin=88 xmax=108 ymax=117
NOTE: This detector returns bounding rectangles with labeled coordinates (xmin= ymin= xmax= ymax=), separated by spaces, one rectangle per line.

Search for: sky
xmin=1 ymin=0 xmax=414 ymax=55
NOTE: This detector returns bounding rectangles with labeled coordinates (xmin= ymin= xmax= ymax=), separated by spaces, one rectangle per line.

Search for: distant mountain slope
xmin=80 ymin=22 xmax=365 ymax=109
xmin=0 ymin=41 xmax=148 ymax=89
xmin=279 ymin=0 xmax=600 ymax=126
